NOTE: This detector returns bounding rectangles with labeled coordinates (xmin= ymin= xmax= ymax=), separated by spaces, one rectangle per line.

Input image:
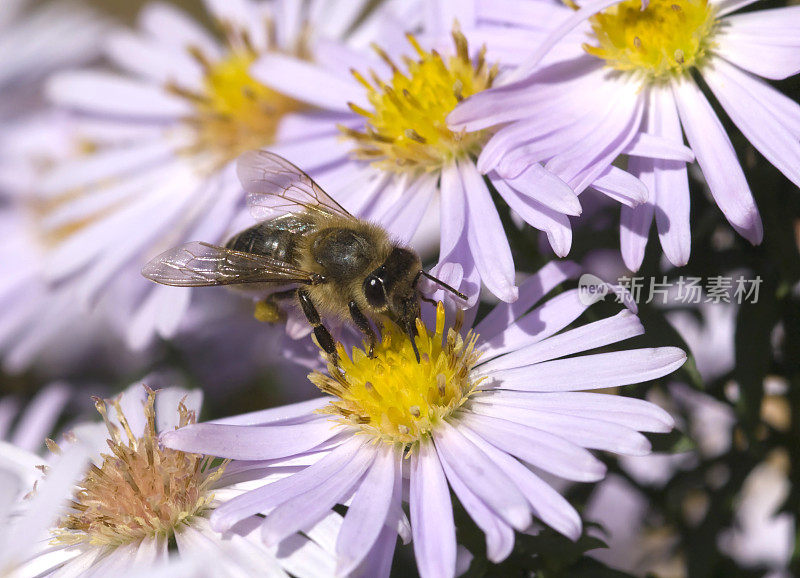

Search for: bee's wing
xmin=237 ymin=150 xmax=355 ymax=222
xmin=142 ymin=241 xmax=318 ymax=287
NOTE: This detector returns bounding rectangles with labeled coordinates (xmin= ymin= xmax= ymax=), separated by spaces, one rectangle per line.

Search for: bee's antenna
xmin=417 ymin=270 xmax=468 ymax=301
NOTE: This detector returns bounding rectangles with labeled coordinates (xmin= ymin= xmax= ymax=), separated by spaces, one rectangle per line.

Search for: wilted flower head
xmin=18 ymin=383 xmax=338 ymax=577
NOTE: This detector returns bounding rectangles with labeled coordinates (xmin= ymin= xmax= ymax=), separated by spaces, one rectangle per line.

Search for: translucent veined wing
xmin=141 ymin=241 xmax=319 ymax=287
xmin=237 ymin=150 xmax=355 ymax=222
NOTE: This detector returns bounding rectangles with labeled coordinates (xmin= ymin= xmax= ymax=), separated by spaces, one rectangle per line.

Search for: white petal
xmin=491 ymin=175 xmax=573 ymax=257
xmin=479 ymin=289 xmax=590 ymax=360
xmin=460 ymin=413 xmax=607 ymax=482
xmin=335 ymin=445 xmax=398 ymax=575
xmin=474 ymin=260 xmax=581 ymax=341
xmin=672 ymin=77 xmax=762 ymax=244
xmin=470 ymin=403 xmax=651 ymax=455
xmin=462 ymin=160 xmax=518 ymax=302
xmin=105 ymin=30 xmax=202 ymax=88
xmin=376 ymin=175 xmax=436 ymax=245
xmin=486 ymin=347 xmax=687 ymax=392
xmin=647 ymin=86 xmax=691 ymax=267
xmin=460 ymin=427 xmax=582 ymax=540
xmin=139 ymin=2 xmax=220 ymax=58
xmin=622 ymin=131 xmax=695 ymax=162
xmin=155 ymin=387 xmax=203 ymax=433
xmin=716 ymin=27 xmax=800 ymax=80
xmin=479 ymin=309 xmax=644 ymax=372
xmin=162 ymin=417 xmax=341 ymax=460
xmin=40 ymin=140 xmax=175 ymax=197
xmin=439 ymin=161 xmax=466 ymax=260
xmin=590 ymin=166 xmax=648 ymax=208
xmin=503 ymin=164 xmax=582 ymax=216
xmin=250 ymin=54 xmax=362 ymax=112
xmin=410 ymin=441 xmax=457 ymax=578
xmin=435 ymin=438 xmax=515 ymax=563
xmin=435 ymin=421 xmax=531 ymax=530
xmin=703 ymin=58 xmax=800 ymax=189
xmin=209 ymin=438 xmax=361 ymax=531
xmin=47 ymin=71 xmax=191 ymax=117
xmin=619 ymin=191 xmax=655 ymax=272
xmin=474 ymin=390 xmax=674 ymax=433
xmin=261 ymin=446 xmax=375 ymax=546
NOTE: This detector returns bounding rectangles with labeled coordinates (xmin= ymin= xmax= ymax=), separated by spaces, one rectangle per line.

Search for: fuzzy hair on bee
xmin=142 ymin=150 xmax=466 ymax=363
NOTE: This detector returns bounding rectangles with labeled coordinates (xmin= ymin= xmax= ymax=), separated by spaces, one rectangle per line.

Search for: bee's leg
xmin=297 ymin=289 xmax=338 ymax=364
xmin=253 ymin=289 xmax=296 ymax=323
xmin=420 ymin=294 xmax=437 ymax=306
xmin=348 ymin=300 xmax=377 ymax=358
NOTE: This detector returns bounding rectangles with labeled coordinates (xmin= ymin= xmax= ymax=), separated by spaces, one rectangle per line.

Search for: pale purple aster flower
xmin=163 ymin=261 xmax=685 ymax=577
xmin=0 ymin=0 xmax=105 ymax=123
xmin=248 ymin=13 xmax=687 ymax=303
xmin=0 ymin=189 xmax=149 ymax=374
xmin=0 ymin=120 xmax=285 ymax=374
xmin=0 ymin=440 xmax=90 ymax=576
xmin=0 ymin=134 xmax=155 ymax=379
xmin=41 ymin=0 xmax=379 ymax=349
xmin=15 ymin=382 xmax=339 ymax=577
xmin=0 ymin=382 xmax=71 ymax=456
xmin=449 ymin=0 xmax=800 ymax=271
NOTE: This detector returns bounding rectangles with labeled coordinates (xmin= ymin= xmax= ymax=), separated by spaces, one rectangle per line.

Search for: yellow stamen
xmin=53 ymin=388 xmax=227 ymax=547
xmin=311 ymin=303 xmax=483 ymax=447
xmin=173 ymin=46 xmax=306 ymax=167
xmin=343 ymin=28 xmax=498 ymax=174
xmin=584 ymin=0 xmax=718 ymax=82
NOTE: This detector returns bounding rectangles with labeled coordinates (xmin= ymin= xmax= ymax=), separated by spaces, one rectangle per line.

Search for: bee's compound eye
xmin=364 ymin=275 xmax=386 ymax=307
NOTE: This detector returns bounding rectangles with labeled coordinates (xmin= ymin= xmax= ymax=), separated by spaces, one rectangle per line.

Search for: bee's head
xmin=362 ymin=248 xmax=423 ymax=362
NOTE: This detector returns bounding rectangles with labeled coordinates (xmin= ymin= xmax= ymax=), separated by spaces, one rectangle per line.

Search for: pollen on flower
xmin=168 ymin=23 xmax=306 ymax=166
xmin=341 ymin=28 xmax=498 ymax=173
xmin=584 ymin=0 xmax=718 ymax=82
xmin=310 ymin=303 xmax=483 ymax=446
xmin=53 ymin=388 xmax=227 ymax=547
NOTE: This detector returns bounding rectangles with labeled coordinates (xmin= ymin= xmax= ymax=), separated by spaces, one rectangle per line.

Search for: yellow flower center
xmin=53 ymin=389 xmax=227 ymax=547
xmin=342 ymin=28 xmax=497 ymax=174
xmin=168 ymin=26 xmax=307 ymax=167
xmin=584 ymin=0 xmax=718 ymax=82
xmin=311 ymin=303 xmax=483 ymax=446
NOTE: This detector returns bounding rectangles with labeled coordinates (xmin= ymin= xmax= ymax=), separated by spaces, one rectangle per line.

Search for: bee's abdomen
xmin=225 ymin=221 xmax=299 ymax=263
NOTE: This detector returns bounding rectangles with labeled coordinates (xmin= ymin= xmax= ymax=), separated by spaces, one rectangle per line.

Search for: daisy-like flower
xmin=18 ymin=383 xmax=338 ymax=577
xmin=246 ymin=13 xmax=693 ymax=303
xmin=0 ymin=113 xmax=168 ymax=378
xmin=163 ymin=261 xmax=686 ymax=577
xmin=40 ymin=0 xmax=379 ymax=349
xmin=449 ymin=0 xmax=800 ymax=271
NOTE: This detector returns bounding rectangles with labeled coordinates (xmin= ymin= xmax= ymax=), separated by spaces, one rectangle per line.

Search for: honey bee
xmin=141 ymin=151 xmax=466 ymax=362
